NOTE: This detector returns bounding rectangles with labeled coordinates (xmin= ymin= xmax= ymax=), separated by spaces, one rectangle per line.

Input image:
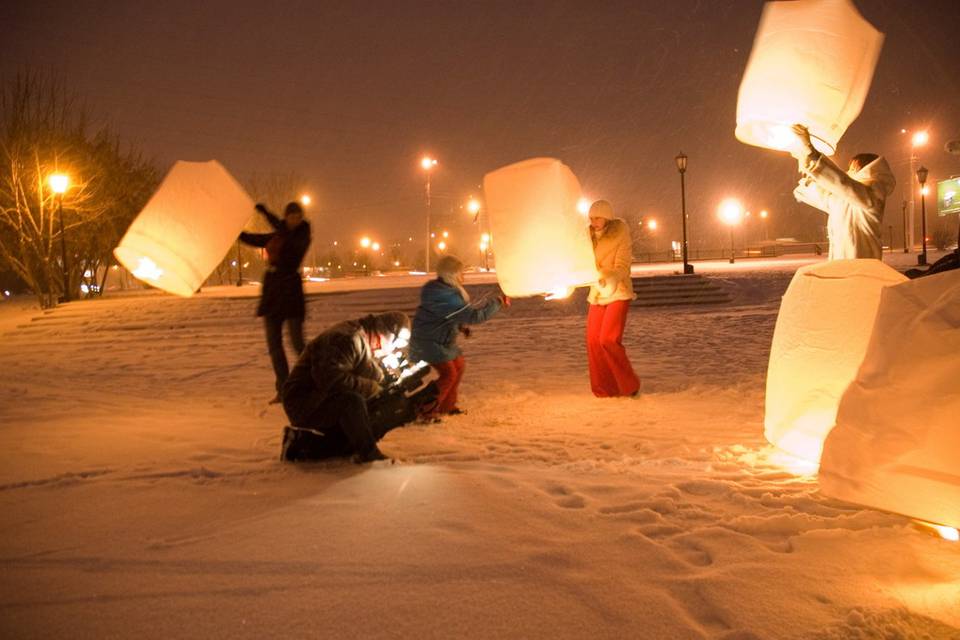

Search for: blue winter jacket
xmin=409 ymin=279 xmax=502 ymax=364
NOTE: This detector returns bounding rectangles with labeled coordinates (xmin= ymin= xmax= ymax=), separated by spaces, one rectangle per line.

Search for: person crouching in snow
xmin=586 ymin=200 xmax=640 ymax=398
xmin=791 ymin=124 xmax=896 ymax=260
xmin=281 ymin=311 xmax=414 ymax=463
xmin=409 ymin=255 xmax=507 ymax=419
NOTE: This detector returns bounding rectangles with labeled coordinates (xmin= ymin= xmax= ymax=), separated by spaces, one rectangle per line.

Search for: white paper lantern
xmin=764 ymin=259 xmax=906 ymax=462
xmin=735 ymin=0 xmax=884 ymax=155
xmin=820 ymin=270 xmax=960 ymax=528
xmin=482 ymin=158 xmax=597 ymax=298
xmin=114 ymin=160 xmax=254 ymax=297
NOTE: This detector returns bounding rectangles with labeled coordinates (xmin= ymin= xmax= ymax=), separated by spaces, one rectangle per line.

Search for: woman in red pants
xmin=586 ymin=200 xmax=640 ymax=397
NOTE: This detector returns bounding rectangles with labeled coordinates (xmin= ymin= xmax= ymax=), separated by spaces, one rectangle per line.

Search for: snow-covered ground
xmin=1 ymin=253 xmax=957 ymax=639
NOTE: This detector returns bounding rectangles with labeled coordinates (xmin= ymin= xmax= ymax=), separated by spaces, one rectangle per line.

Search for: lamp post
xmin=421 ymin=156 xmax=438 ymax=272
xmin=718 ymin=198 xmax=744 ymax=264
xmin=905 ymin=130 xmax=928 ymax=252
xmin=759 ymin=209 xmax=769 ymax=241
xmin=917 ymin=166 xmax=929 ymax=266
xmin=236 ymin=240 xmax=243 ymax=286
xmin=675 ymin=153 xmax=693 ymax=274
xmin=49 ymin=173 xmax=70 ymax=301
xmin=901 ymin=200 xmax=908 ymax=253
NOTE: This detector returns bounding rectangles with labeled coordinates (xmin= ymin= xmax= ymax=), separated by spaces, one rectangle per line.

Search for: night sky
xmin=4 ymin=0 xmax=959 ymax=252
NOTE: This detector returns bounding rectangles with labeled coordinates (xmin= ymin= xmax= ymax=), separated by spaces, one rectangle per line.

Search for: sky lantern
xmin=114 ymin=160 xmax=254 ymax=296
xmin=764 ymin=260 xmax=906 ymax=462
xmin=819 ymin=270 xmax=960 ymax=529
xmin=483 ymin=158 xmax=598 ymax=299
xmin=735 ymin=0 xmax=884 ymax=155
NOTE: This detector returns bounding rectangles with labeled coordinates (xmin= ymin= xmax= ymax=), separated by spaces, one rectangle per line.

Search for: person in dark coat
xmin=239 ymin=201 xmax=311 ymax=402
xmin=281 ymin=311 xmax=419 ymax=463
xmin=409 ymin=255 xmax=507 ymax=419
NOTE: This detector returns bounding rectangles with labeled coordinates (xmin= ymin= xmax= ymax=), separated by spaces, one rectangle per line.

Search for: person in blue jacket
xmin=409 ymin=255 xmax=508 ymax=419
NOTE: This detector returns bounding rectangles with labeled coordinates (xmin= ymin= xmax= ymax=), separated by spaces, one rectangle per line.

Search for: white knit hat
xmin=588 ymin=200 xmax=614 ymax=220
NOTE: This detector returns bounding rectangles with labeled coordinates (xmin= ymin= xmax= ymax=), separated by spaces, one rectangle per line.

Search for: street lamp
xmin=300 ymin=194 xmax=311 ymax=206
xmin=917 ymin=166 xmax=929 ymax=266
xmin=421 ymin=155 xmax=438 ymax=272
xmin=759 ymin=209 xmax=769 ymax=241
xmin=675 ymin=153 xmax=694 ymax=274
xmin=49 ymin=173 xmax=70 ymax=301
xmin=718 ymin=198 xmax=744 ymax=264
xmin=904 ymin=129 xmax=928 ymax=252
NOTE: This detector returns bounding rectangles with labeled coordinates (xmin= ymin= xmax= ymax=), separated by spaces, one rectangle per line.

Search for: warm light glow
xmin=646 ymin=219 xmax=658 ymax=230
xmin=132 ymin=256 xmax=164 ymax=281
xmin=911 ymin=131 xmax=929 ymax=147
xmin=480 ymin=232 xmax=491 ymax=244
xmin=48 ymin=173 xmax=69 ymax=194
xmin=544 ymin=285 xmax=574 ymax=301
xmin=718 ymin=199 xmax=745 ymax=225
xmin=467 ymin=198 xmax=481 ymax=215
xmin=393 ymin=260 xmax=400 ymax=267
xmin=371 ymin=242 xmax=381 ymax=252
xmin=921 ymin=186 xmax=929 ymax=196
xmin=437 ymin=241 xmax=447 ymax=251
xmin=360 ymin=236 xmax=371 ymax=248
xmin=915 ymin=521 xmax=959 ymax=542
xmin=760 ymin=209 xmax=769 ymax=219
xmin=300 ymin=194 xmax=311 ymax=206
xmin=420 ymin=156 xmax=438 ymax=170
xmin=576 ymin=197 xmax=591 ymax=216
xmin=768 ymin=124 xmax=799 ymax=151
xmin=442 ymin=230 xmax=449 ymax=238
xmin=769 ymin=449 xmax=820 ymax=477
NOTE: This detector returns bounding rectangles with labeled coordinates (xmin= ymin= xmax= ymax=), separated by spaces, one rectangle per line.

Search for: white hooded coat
xmin=793 ymin=152 xmax=896 ymax=260
xmin=587 ymin=218 xmax=636 ymax=305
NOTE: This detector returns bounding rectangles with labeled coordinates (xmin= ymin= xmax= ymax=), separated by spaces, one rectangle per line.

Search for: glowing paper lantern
xmin=764 ymin=260 xmax=906 ymax=462
xmin=482 ymin=158 xmax=597 ymax=298
xmin=735 ymin=0 xmax=884 ymax=155
xmin=114 ymin=160 xmax=254 ymax=296
xmin=820 ymin=270 xmax=960 ymax=528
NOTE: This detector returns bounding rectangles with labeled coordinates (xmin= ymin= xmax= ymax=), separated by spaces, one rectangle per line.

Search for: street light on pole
xmin=675 ymin=153 xmax=693 ymax=274
xmin=904 ymin=129 xmax=928 ymax=252
xmin=420 ymin=156 xmax=438 ymax=272
xmin=49 ymin=173 xmax=70 ymax=301
xmin=718 ymin=198 xmax=744 ymax=264
xmin=917 ymin=166 xmax=929 ymax=266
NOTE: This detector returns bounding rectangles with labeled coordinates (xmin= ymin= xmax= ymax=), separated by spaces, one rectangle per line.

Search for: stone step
xmin=630 ymin=274 xmax=732 ymax=307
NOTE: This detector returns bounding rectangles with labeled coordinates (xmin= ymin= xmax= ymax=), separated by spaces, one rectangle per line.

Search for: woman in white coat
xmin=585 ymin=200 xmax=640 ymax=397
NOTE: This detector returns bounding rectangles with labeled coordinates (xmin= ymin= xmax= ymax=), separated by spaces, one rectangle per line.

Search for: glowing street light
xmin=759 ymin=209 xmax=770 ymax=240
xmin=421 ymin=155 xmax=438 ymax=272
xmin=437 ymin=240 xmax=447 ymax=252
xmin=467 ymin=197 xmax=481 ymax=217
xmin=917 ymin=166 xmax=929 ymax=266
xmin=48 ymin=173 xmax=70 ymax=301
xmin=360 ymin=236 xmax=371 ymax=249
xmin=371 ymin=241 xmax=381 ymax=252
xmin=577 ymin=197 xmax=591 ymax=216
xmin=718 ymin=198 xmax=744 ymax=264
xmin=646 ymin=219 xmax=658 ymax=230
xmin=442 ymin=230 xmax=449 ymax=239
xmin=300 ymin=194 xmax=312 ymax=206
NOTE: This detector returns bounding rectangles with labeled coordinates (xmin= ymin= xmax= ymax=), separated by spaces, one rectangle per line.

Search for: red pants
xmin=431 ymin=355 xmax=466 ymax=415
xmin=587 ymin=301 xmax=640 ymax=397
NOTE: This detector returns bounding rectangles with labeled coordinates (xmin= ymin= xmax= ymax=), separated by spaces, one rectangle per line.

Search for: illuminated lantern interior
xmin=114 ymin=160 xmax=254 ymax=297
xmin=764 ymin=260 xmax=906 ymax=462
xmin=819 ymin=270 xmax=960 ymax=529
xmin=483 ymin=158 xmax=598 ymax=298
xmin=735 ymin=0 xmax=884 ymax=155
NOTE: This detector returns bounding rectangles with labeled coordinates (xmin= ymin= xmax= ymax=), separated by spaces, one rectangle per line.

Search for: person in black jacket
xmin=239 ymin=201 xmax=312 ymax=402
xmin=281 ymin=311 xmax=431 ymax=463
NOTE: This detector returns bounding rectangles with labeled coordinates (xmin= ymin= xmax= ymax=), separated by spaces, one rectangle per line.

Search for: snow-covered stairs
xmin=631 ymin=274 xmax=732 ymax=307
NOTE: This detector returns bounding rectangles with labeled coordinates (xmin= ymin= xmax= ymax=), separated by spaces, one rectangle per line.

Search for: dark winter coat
xmin=409 ymin=279 xmax=502 ymax=364
xmin=239 ymin=205 xmax=311 ymax=319
xmin=282 ymin=318 xmax=386 ymax=427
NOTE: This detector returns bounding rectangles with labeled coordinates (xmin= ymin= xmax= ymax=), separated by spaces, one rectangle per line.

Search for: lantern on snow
xmin=735 ymin=0 xmax=884 ymax=155
xmin=764 ymin=260 xmax=906 ymax=462
xmin=820 ymin=270 xmax=960 ymax=529
xmin=114 ymin=160 xmax=254 ymax=296
xmin=482 ymin=158 xmax=597 ymax=298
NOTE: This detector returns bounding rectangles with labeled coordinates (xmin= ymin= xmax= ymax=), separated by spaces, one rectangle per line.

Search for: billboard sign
xmin=937 ymin=177 xmax=960 ymax=216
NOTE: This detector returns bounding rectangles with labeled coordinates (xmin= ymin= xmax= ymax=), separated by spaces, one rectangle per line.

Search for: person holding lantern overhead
xmin=239 ymin=201 xmax=312 ymax=402
xmin=791 ymin=124 xmax=896 ymax=261
xmin=586 ymin=200 xmax=640 ymax=398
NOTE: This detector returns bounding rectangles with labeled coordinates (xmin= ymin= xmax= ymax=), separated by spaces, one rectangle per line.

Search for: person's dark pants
xmin=288 ymin=391 xmax=379 ymax=459
xmin=264 ymin=315 xmax=305 ymax=393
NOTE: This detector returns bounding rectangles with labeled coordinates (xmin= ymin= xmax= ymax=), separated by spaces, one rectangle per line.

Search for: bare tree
xmin=0 ymin=72 xmax=158 ymax=307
